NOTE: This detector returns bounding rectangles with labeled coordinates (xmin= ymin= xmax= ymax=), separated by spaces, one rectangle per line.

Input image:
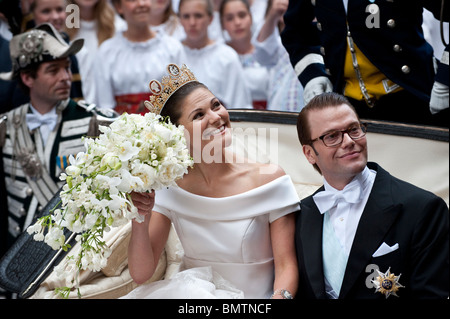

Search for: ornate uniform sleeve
xmin=430 ymin=45 xmax=449 ymax=114
xmin=0 ymin=114 xmax=7 ymax=255
xmin=280 ymin=0 xmax=329 ymax=88
xmin=435 ymin=45 xmax=449 ymax=87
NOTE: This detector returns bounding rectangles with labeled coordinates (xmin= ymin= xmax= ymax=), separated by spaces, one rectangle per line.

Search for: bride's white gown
xmin=121 ymin=175 xmax=300 ymax=299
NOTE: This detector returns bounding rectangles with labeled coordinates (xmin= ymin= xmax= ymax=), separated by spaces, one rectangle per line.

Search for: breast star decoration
xmin=371 ymin=267 xmax=404 ymax=298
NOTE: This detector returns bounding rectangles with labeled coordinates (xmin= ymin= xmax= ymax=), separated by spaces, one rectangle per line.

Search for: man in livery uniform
xmin=281 ymin=0 xmax=449 ymax=127
xmin=0 ymin=23 xmax=117 ymax=254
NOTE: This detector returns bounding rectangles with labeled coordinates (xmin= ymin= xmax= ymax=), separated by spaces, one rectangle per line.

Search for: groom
xmin=294 ymin=92 xmax=449 ymax=299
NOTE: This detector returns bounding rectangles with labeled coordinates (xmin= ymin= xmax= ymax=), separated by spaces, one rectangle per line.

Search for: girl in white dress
xmin=65 ymin=0 xmax=126 ymax=104
xmin=122 ymin=64 xmax=299 ymax=299
xmin=252 ymin=0 xmax=304 ymax=111
xmin=219 ymin=0 xmax=269 ymax=109
xmin=149 ymin=0 xmax=186 ymax=40
xmin=178 ymin=0 xmax=252 ymax=109
xmin=219 ymin=0 xmax=303 ymax=111
xmin=92 ymin=0 xmax=186 ymax=113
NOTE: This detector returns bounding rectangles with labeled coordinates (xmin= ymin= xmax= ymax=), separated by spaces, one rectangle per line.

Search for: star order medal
xmin=371 ymin=267 xmax=404 ymax=298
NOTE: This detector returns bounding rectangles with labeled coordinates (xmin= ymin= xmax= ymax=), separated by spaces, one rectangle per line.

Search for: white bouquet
xmin=27 ymin=112 xmax=193 ymax=297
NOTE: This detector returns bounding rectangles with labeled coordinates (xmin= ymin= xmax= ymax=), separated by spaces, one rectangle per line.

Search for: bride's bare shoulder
xmin=250 ymin=162 xmax=286 ymax=185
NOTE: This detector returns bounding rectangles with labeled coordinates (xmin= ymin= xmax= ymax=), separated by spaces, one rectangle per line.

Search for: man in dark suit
xmin=295 ymin=92 xmax=449 ymax=299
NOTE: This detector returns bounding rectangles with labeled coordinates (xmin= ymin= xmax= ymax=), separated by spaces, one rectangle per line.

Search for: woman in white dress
xmin=149 ymin=0 xmax=186 ymax=40
xmin=65 ymin=0 xmax=126 ymax=104
xmin=178 ymin=0 xmax=252 ymax=109
xmin=122 ymin=63 xmax=299 ymax=299
xmin=219 ymin=0 xmax=303 ymax=111
xmin=252 ymin=0 xmax=304 ymax=111
xmin=92 ymin=0 xmax=186 ymax=113
xmin=219 ymin=0 xmax=269 ymax=109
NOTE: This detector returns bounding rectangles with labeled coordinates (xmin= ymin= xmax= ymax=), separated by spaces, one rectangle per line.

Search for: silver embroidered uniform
xmin=0 ymin=99 xmax=116 ymax=248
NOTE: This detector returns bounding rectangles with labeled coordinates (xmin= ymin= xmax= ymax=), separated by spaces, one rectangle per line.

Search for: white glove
xmin=303 ymin=76 xmax=333 ymax=104
xmin=429 ymin=81 xmax=449 ymax=114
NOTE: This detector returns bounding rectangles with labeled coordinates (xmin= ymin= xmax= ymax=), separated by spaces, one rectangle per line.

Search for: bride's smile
xmin=202 ymin=124 xmax=228 ymax=139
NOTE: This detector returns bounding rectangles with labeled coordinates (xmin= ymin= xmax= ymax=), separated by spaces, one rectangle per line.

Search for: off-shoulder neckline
xmin=172 ymin=174 xmax=291 ymax=200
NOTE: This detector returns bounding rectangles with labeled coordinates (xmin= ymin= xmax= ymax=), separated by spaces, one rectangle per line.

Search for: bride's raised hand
xmin=130 ymin=190 xmax=155 ymax=222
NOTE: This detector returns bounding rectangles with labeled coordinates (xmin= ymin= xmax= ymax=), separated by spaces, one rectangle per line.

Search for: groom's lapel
xmin=299 ymin=191 xmax=327 ymax=299
xmin=339 ymin=164 xmax=401 ymax=298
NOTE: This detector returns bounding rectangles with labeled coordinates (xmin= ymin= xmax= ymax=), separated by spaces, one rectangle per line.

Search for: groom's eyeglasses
xmin=310 ymin=123 xmax=367 ymax=147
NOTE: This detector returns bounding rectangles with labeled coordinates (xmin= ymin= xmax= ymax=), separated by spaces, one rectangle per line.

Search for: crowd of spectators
xmin=0 ymin=0 xmax=448 ymax=121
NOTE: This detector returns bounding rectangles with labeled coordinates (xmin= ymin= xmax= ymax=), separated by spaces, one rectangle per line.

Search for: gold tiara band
xmin=144 ymin=63 xmax=197 ymax=114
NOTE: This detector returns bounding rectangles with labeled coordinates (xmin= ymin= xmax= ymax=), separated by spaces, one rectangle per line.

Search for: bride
xmin=121 ymin=63 xmax=299 ymax=299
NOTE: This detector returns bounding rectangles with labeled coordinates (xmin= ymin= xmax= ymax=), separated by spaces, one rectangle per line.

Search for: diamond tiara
xmin=144 ymin=63 xmax=197 ymax=114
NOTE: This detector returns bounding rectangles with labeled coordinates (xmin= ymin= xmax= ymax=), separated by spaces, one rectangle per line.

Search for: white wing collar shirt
xmin=313 ymin=166 xmax=376 ymax=298
xmin=313 ymin=166 xmax=377 ymax=257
